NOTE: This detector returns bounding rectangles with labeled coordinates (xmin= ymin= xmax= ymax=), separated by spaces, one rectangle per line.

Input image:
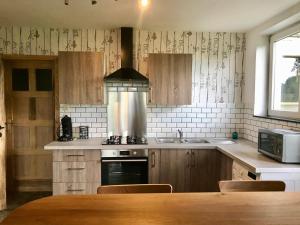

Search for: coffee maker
xmin=58 ymin=115 xmax=73 ymax=141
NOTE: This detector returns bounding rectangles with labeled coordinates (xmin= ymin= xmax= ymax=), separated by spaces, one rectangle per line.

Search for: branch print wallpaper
xmin=0 ymin=26 xmax=246 ymax=104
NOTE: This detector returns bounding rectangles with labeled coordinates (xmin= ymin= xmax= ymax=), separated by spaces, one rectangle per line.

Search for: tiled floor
xmin=0 ymin=192 xmax=51 ymax=222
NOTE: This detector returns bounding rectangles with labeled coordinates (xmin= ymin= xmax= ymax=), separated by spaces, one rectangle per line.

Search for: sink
xmin=210 ymin=138 xmax=236 ymax=144
xmin=184 ymin=138 xmax=210 ymax=143
xmin=156 ymin=138 xmax=210 ymax=144
xmin=156 ymin=138 xmax=181 ymax=144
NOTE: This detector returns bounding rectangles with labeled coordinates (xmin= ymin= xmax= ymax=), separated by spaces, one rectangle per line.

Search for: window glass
xmin=12 ymin=68 xmax=29 ymax=91
xmin=35 ymin=69 xmax=53 ymax=91
xmin=272 ymin=32 xmax=300 ymax=112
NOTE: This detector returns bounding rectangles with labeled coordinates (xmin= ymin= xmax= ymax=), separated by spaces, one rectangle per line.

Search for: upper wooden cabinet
xmin=148 ymin=53 xmax=192 ymax=105
xmin=58 ymin=52 xmax=104 ymax=104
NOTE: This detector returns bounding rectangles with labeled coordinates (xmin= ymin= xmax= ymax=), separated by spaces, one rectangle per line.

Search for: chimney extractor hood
xmin=104 ymin=27 xmax=148 ymax=81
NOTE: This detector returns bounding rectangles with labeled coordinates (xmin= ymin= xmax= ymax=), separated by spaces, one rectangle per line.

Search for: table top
xmin=2 ymin=192 xmax=300 ymax=225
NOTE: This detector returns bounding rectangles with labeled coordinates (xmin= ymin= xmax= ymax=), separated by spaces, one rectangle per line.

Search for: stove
xmin=102 ymin=136 xmax=148 ymax=145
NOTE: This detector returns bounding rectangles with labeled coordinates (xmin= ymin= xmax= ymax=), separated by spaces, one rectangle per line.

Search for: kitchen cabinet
xmin=190 ymin=150 xmax=218 ymax=192
xmin=58 ymin=52 xmax=104 ymax=104
xmin=232 ymin=160 xmax=256 ymax=181
xmin=148 ymin=53 xmax=192 ymax=105
xmin=159 ymin=149 xmax=190 ymax=192
xmin=149 ymin=149 xmax=233 ymax=192
xmin=149 ymin=149 xmax=190 ymax=192
xmin=52 ymin=150 xmax=101 ymax=195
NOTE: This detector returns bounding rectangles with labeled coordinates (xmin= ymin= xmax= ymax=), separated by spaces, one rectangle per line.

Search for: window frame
xmin=268 ymin=23 xmax=300 ymax=119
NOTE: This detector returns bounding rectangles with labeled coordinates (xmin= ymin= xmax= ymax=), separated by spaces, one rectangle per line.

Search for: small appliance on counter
xmin=58 ymin=115 xmax=73 ymax=142
xmin=258 ymin=128 xmax=300 ymax=163
xmin=79 ymin=126 xmax=89 ymax=139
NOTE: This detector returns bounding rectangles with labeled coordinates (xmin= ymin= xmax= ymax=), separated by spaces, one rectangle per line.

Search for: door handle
xmin=0 ymin=126 xmax=4 ymax=138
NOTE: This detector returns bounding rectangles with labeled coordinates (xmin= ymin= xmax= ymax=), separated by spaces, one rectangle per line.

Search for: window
xmin=11 ymin=68 xmax=29 ymax=91
xmin=35 ymin=69 xmax=53 ymax=91
xmin=269 ymin=24 xmax=300 ymax=119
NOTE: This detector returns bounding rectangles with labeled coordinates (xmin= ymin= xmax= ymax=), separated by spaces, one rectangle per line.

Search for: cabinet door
xmin=148 ymin=149 xmax=160 ymax=184
xmin=217 ymin=151 xmax=233 ymax=182
xmin=58 ymin=52 xmax=104 ymax=104
xmin=190 ymin=149 xmax=219 ymax=192
xmin=159 ymin=149 xmax=190 ymax=192
xmin=148 ymin=54 xmax=192 ymax=105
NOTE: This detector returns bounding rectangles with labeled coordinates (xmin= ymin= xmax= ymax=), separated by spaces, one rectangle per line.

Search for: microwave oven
xmin=258 ymin=129 xmax=300 ymax=163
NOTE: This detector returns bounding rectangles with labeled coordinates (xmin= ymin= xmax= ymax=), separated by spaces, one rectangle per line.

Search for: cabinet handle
xmin=151 ymin=152 xmax=155 ymax=167
xmin=66 ymin=189 xmax=85 ymax=192
xmin=67 ymin=168 xmax=85 ymax=170
xmin=66 ymin=154 xmax=85 ymax=157
xmin=186 ymin=152 xmax=190 ymax=168
xmin=191 ymin=151 xmax=196 ymax=168
xmin=149 ymin=86 xmax=153 ymax=103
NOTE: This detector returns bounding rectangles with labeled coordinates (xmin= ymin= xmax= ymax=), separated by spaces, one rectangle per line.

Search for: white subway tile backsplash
xmin=61 ymin=103 xmax=247 ymax=139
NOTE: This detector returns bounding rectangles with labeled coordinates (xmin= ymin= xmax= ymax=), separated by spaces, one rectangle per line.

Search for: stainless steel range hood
xmin=104 ymin=27 xmax=148 ymax=81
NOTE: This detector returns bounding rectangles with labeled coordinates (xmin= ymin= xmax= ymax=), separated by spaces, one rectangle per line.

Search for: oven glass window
xmin=101 ymin=160 xmax=148 ymax=185
xmin=259 ymin=133 xmax=277 ymax=154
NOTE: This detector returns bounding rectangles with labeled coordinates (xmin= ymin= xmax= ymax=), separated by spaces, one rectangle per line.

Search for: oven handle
xmin=102 ymin=159 xmax=148 ymax=162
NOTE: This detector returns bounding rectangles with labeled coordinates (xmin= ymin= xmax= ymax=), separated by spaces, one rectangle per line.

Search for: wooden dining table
xmin=1 ymin=192 xmax=300 ymax=225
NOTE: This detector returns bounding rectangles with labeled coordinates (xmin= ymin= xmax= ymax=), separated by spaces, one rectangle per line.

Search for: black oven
xmin=101 ymin=149 xmax=148 ymax=185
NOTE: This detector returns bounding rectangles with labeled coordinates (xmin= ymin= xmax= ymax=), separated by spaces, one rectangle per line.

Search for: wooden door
xmin=148 ymin=149 xmax=160 ymax=184
xmin=4 ymin=60 xmax=54 ymax=192
xmin=0 ymin=56 xmax=7 ymax=210
xmin=159 ymin=149 xmax=190 ymax=192
xmin=148 ymin=54 xmax=192 ymax=105
xmin=58 ymin=52 xmax=104 ymax=104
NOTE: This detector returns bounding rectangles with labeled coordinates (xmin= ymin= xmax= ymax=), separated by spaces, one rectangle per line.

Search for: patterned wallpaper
xmin=0 ymin=26 xmax=246 ymax=104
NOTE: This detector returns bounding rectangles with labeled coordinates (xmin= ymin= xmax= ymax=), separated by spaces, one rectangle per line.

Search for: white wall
xmin=244 ymin=2 xmax=300 ymax=108
xmin=242 ymin=2 xmax=300 ymax=142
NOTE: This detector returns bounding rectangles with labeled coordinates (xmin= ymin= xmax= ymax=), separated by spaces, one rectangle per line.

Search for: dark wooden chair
xmin=97 ymin=184 xmax=173 ymax=194
xmin=219 ymin=180 xmax=286 ymax=192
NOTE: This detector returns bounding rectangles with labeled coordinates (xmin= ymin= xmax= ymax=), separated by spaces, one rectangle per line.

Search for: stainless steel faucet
xmin=178 ymin=129 xmax=183 ymax=142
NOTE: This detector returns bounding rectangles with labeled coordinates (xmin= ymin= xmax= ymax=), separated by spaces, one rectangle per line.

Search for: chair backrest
xmin=219 ymin=180 xmax=286 ymax=192
xmin=97 ymin=184 xmax=173 ymax=194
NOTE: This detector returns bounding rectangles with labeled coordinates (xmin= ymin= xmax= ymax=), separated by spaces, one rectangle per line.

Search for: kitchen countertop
xmin=44 ymin=138 xmax=300 ymax=173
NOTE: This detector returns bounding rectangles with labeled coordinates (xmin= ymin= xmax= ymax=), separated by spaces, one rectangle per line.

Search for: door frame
xmin=0 ymin=54 xmax=59 ymax=198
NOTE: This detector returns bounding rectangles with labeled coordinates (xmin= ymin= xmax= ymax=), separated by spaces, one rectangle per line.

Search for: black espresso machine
xmin=58 ymin=115 xmax=73 ymax=141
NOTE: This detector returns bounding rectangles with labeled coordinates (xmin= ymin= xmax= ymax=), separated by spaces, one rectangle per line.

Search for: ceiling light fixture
xmin=91 ymin=0 xmax=98 ymax=5
xmin=64 ymin=0 xmax=70 ymax=5
xmin=140 ymin=0 xmax=149 ymax=8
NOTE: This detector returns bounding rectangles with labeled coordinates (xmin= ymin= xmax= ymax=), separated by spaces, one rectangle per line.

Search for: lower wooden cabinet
xmin=53 ymin=182 xmax=99 ymax=195
xmin=52 ymin=150 xmax=101 ymax=195
xmin=232 ymin=160 xmax=256 ymax=181
xmin=148 ymin=149 xmax=233 ymax=192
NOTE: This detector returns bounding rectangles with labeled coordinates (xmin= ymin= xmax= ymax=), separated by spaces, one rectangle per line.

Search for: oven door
xmin=101 ymin=158 xmax=148 ymax=185
xmin=258 ymin=131 xmax=282 ymax=161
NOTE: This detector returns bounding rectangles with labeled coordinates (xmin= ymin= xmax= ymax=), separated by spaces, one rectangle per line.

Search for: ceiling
xmin=0 ymin=0 xmax=299 ymax=32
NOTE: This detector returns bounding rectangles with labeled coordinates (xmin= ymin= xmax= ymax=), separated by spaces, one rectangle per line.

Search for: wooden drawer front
xmin=53 ymin=161 xmax=100 ymax=183
xmin=53 ymin=150 xmax=100 ymax=162
xmin=53 ymin=182 xmax=99 ymax=195
xmin=232 ymin=161 xmax=253 ymax=181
